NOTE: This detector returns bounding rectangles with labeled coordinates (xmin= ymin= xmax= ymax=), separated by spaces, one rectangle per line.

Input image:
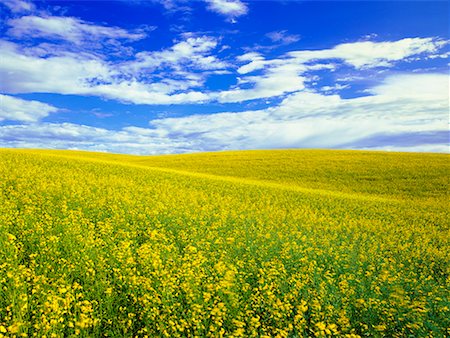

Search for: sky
xmin=0 ymin=0 xmax=449 ymax=154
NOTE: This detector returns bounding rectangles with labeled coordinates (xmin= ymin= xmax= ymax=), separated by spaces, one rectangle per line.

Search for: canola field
xmin=0 ymin=149 xmax=449 ymax=338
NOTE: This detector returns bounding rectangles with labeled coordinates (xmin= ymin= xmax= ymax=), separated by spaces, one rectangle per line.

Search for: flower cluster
xmin=0 ymin=149 xmax=448 ymax=337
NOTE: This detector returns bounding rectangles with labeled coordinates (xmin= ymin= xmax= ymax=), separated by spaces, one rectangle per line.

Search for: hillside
xmin=9 ymin=149 xmax=450 ymax=199
xmin=0 ymin=149 xmax=449 ymax=337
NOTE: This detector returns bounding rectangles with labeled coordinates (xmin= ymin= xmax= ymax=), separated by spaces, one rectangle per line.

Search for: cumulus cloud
xmin=0 ymin=38 xmax=215 ymax=104
xmin=0 ymin=94 xmax=58 ymax=122
xmin=205 ymin=0 xmax=248 ymax=18
xmin=0 ymin=40 xmax=114 ymax=94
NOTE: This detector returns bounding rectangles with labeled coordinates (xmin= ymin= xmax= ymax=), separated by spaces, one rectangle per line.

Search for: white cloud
xmin=236 ymin=52 xmax=266 ymax=74
xmin=221 ymin=37 xmax=446 ymax=103
xmin=238 ymin=37 xmax=445 ymax=75
xmin=2 ymin=73 xmax=447 ymax=154
xmin=288 ymin=37 xmax=445 ymax=69
xmin=0 ymin=94 xmax=58 ymax=122
xmin=0 ymin=38 xmax=214 ymax=104
xmin=237 ymin=52 xmax=263 ymax=63
xmin=7 ymin=15 xmax=149 ymax=45
xmin=122 ymin=35 xmax=228 ymax=74
xmin=321 ymin=84 xmax=349 ymax=92
xmin=271 ymin=73 xmax=449 ymax=125
xmin=151 ymin=73 xmax=450 ymax=152
xmin=205 ymin=0 xmax=248 ymax=18
xmin=90 ymin=82 xmax=211 ymax=104
xmin=367 ymin=73 xmax=448 ymax=100
xmin=0 ymin=40 xmax=114 ymax=95
xmin=218 ymin=60 xmax=337 ymax=103
xmin=217 ymin=63 xmax=307 ymax=102
xmin=0 ymin=0 xmax=34 ymax=13
xmin=358 ymin=144 xmax=449 ymax=153
xmin=0 ymin=34 xmax=447 ymax=105
xmin=0 ymin=123 xmax=189 ymax=155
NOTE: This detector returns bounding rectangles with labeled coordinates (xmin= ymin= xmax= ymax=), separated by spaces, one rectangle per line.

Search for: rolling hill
xmin=0 ymin=149 xmax=448 ymax=337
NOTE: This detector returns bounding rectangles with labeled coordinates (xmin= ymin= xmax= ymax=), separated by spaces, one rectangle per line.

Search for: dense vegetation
xmin=0 ymin=149 xmax=448 ymax=337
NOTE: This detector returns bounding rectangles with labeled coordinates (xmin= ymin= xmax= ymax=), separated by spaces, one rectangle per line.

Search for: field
xmin=0 ymin=149 xmax=449 ymax=337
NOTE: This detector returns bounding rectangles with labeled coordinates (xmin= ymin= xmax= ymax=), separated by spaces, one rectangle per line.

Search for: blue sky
xmin=0 ymin=0 xmax=448 ymax=154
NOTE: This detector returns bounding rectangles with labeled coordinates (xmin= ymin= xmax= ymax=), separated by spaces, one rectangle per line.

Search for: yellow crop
xmin=0 ymin=149 xmax=449 ymax=337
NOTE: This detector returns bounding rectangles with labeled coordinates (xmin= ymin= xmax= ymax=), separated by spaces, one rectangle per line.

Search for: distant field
xmin=1 ymin=149 xmax=449 ymax=337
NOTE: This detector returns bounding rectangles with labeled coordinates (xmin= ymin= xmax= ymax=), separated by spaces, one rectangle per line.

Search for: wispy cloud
xmin=238 ymin=37 xmax=446 ymax=74
xmin=266 ymin=30 xmax=300 ymax=45
xmin=7 ymin=15 xmax=151 ymax=45
xmin=142 ymin=0 xmax=247 ymax=20
xmin=122 ymin=35 xmax=228 ymax=74
xmin=0 ymin=0 xmax=34 ymax=13
xmin=217 ymin=63 xmax=309 ymax=103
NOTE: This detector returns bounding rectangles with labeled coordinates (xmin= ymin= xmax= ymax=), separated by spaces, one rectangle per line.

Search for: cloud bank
xmin=1 ymin=73 xmax=448 ymax=154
